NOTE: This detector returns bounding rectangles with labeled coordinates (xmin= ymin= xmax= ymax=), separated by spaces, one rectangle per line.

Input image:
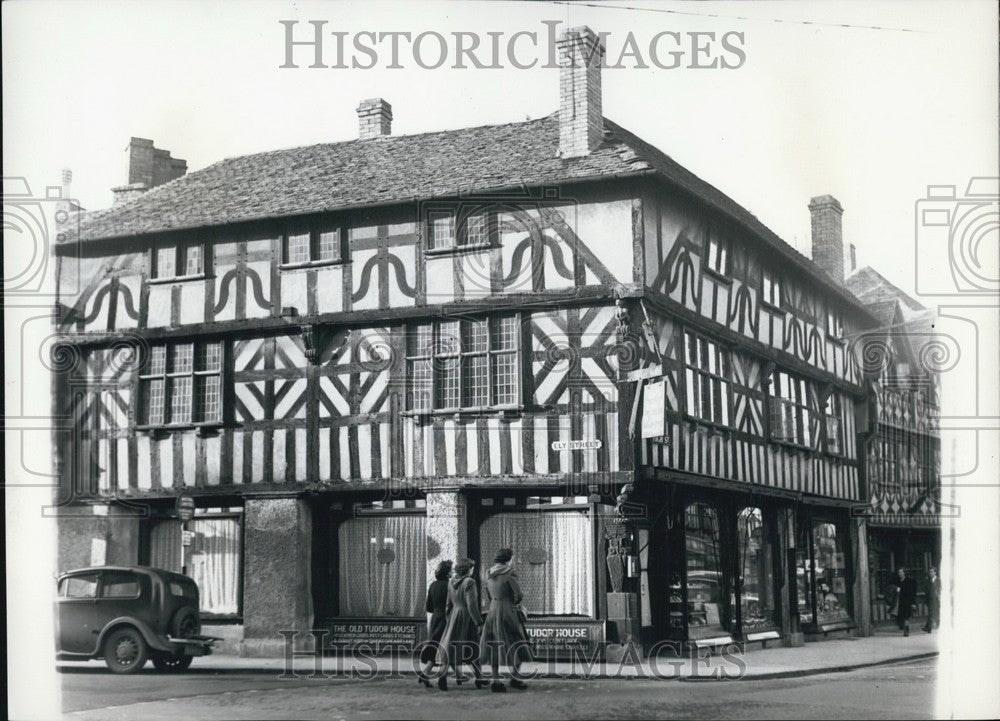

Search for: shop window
xmin=479 ymin=507 xmax=593 ymax=616
xmin=811 ymin=521 xmax=850 ymax=624
xmin=139 ymin=341 xmax=224 ymax=426
xmin=152 ymin=243 xmax=205 ymax=279
xmin=737 ymin=508 xmax=777 ymax=633
xmin=684 ymin=502 xmax=727 ymax=639
xmin=147 ymin=510 xmax=242 ymax=615
xmin=406 ymin=316 xmax=520 ymax=412
xmin=769 ymin=370 xmax=813 ymax=446
xmin=683 ymin=331 xmax=731 ymax=427
xmin=338 ymin=514 xmax=426 ymax=617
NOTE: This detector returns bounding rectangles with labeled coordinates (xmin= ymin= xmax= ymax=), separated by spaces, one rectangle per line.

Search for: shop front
xmin=867 ymin=526 xmax=940 ymax=627
xmin=638 ymin=481 xmax=860 ymax=650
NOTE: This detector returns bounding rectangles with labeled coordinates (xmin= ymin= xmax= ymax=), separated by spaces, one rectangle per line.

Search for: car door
xmin=57 ymin=572 xmax=102 ymax=654
xmin=93 ymin=571 xmax=147 ymax=638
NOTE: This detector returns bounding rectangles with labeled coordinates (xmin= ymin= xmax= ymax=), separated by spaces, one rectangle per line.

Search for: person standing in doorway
xmin=923 ymin=567 xmax=941 ymax=633
xmin=436 ymin=558 xmax=488 ymax=691
xmin=479 ymin=548 xmax=533 ymax=692
xmin=891 ymin=567 xmax=919 ymax=636
xmin=418 ymin=560 xmax=452 ymax=687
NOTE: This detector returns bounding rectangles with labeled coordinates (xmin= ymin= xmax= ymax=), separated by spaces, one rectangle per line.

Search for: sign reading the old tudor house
xmin=319 ymin=620 xmax=428 ymax=651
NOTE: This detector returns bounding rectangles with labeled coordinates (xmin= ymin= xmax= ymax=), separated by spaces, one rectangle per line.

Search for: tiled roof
xmin=846 ymin=266 xmax=927 ymax=317
xmin=69 ymin=112 xmax=872 ymax=316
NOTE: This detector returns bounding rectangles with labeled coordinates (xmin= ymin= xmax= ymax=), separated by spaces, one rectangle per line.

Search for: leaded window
xmin=770 ymin=370 xmax=812 ymax=446
xmin=152 ymin=244 xmax=205 ymax=279
xmin=406 ymin=316 xmax=519 ymax=411
xmin=139 ymin=341 xmax=223 ymax=426
xmin=683 ymin=331 xmax=731 ymax=426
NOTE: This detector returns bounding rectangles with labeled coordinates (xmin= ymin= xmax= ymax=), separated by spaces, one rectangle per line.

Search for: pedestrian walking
xmin=435 ymin=558 xmax=489 ymax=691
xmin=479 ymin=548 xmax=533 ymax=692
xmin=922 ymin=567 xmax=941 ymax=633
xmin=891 ymin=567 xmax=918 ymax=636
xmin=417 ymin=560 xmax=452 ymax=687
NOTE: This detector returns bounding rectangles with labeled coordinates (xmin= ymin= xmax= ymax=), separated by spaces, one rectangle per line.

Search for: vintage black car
xmin=56 ymin=566 xmax=219 ymax=673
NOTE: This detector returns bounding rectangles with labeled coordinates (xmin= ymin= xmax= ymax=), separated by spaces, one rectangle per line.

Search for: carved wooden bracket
xmin=301 ymin=324 xmax=335 ymax=364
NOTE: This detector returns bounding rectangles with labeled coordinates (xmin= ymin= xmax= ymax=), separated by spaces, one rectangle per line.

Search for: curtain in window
xmin=479 ymin=511 xmax=593 ymax=616
xmin=190 ymin=518 xmax=241 ymax=615
xmin=148 ymin=518 xmax=241 ymax=614
xmin=149 ymin=521 xmax=182 ymax=573
xmin=338 ymin=515 xmax=426 ymax=617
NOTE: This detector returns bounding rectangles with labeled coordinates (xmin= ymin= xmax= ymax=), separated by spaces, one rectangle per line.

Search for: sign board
xmin=641 ymin=379 xmax=666 ymax=439
xmin=625 ymin=365 xmax=663 ymax=382
xmin=319 ymin=619 xmax=428 ymax=652
xmin=181 ymin=530 xmax=195 ymax=547
xmin=524 ymin=620 xmax=605 ymax=659
xmin=550 ymin=440 xmax=602 ymax=451
xmin=176 ymin=494 xmax=196 ymax=522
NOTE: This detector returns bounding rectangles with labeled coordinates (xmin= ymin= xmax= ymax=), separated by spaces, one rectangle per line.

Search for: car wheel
xmin=152 ymin=652 xmax=194 ymax=672
xmin=171 ymin=607 xmax=199 ymax=639
xmin=103 ymin=627 xmax=149 ymax=674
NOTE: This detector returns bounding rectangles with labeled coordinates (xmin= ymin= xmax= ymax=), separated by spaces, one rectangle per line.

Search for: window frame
xmin=769 ymin=369 xmax=814 ymax=449
xmin=423 ymin=207 xmax=495 ymax=255
xmin=761 ymin=268 xmax=783 ymax=310
xmin=682 ymin=330 xmax=732 ymax=429
xmin=826 ymin=307 xmax=845 ymax=340
xmin=137 ymin=340 xmax=226 ymax=430
xmin=704 ymin=232 xmax=730 ymax=279
xmin=149 ymin=242 xmax=209 ymax=282
xmin=404 ymin=314 xmax=522 ymax=415
xmin=58 ymin=572 xmax=100 ymax=599
xmin=99 ymin=571 xmax=142 ymax=600
xmin=280 ymin=226 xmax=345 ymax=269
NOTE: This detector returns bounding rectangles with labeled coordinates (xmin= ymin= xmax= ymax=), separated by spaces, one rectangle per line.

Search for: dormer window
xmin=282 ymin=228 xmax=342 ymax=266
xmin=152 ymin=244 xmax=205 ymax=280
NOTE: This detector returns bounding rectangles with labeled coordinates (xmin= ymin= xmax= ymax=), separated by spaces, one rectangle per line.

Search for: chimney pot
xmin=809 ymin=194 xmax=845 ymax=284
xmin=557 ymin=26 xmax=605 ymax=158
xmin=357 ymin=98 xmax=392 ymax=139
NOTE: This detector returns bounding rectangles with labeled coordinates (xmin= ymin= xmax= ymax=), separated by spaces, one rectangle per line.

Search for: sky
xmin=3 ymin=0 xmax=997 ymax=302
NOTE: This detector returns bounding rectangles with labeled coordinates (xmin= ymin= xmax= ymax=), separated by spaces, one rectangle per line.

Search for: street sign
xmin=176 ymin=494 xmax=196 ymax=522
xmin=550 ymin=440 xmax=602 ymax=451
xmin=641 ymin=379 xmax=666 ymax=439
xmin=181 ymin=530 xmax=195 ymax=547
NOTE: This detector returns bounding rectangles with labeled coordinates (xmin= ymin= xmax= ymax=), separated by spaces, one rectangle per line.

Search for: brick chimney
xmin=809 ymin=195 xmax=845 ymax=284
xmin=357 ymin=98 xmax=392 ymax=139
xmin=112 ymin=137 xmax=187 ymax=206
xmin=557 ymin=26 xmax=605 ymax=159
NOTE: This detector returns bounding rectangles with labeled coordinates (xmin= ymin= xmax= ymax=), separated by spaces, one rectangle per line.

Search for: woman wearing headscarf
xmin=435 ymin=558 xmax=488 ymax=691
xmin=479 ymin=548 xmax=533 ymax=692
xmin=417 ymin=560 xmax=452 ymax=687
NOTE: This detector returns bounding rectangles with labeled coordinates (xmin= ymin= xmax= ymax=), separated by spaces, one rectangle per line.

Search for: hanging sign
xmin=641 ymin=379 xmax=667 ymax=439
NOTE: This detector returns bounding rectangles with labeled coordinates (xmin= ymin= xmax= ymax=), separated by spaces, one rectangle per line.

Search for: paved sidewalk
xmin=58 ymin=629 xmax=939 ymax=681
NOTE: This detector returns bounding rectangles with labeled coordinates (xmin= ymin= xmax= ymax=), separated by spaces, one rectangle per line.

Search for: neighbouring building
xmin=54 ymin=26 xmax=920 ymax=658
xmin=845 ymin=266 xmax=943 ymax=628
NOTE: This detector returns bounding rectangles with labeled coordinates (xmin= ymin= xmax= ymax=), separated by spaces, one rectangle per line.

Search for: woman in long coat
xmin=435 ymin=558 xmax=488 ymax=690
xmin=418 ymin=560 xmax=452 ymax=687
xmin=891 ymin=567 xmax=919 ymax=636
xmin=479 ymin=548 xmax=533 ymax=692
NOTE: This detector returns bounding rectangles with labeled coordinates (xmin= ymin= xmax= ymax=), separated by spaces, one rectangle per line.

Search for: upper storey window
xmin=826 ymin=308 xmax=845 ymax=338
xmin=139 ymin=341 xmax=223 ymax=427
xmin=425 ymin=208 xmax=492 ymax=252
xmin=406 ymin=315 xmax=520 ymax=412
xmin=770 ymin=370 xmax=812 ymax=447
xmin=683 ymin=331 xmax=731 ymax=427
xmin=762 ymin=269 xmax=783 ymax=308
xmin=152 ymin=244 xmax=205 ymax=280
xmin=282 ymin=228 xmax=342 ymax=266
xmin=706 ymin=235 xmax=729 ymax=276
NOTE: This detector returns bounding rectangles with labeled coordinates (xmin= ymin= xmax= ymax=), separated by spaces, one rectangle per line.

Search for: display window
xmin=737 ymin=507 xmax=779 ymax=633
xmin=796 ymin=514 xmax=853 ymax=630
xmin=477 ymin=496 xmax=594 ymax=617
xmin=682 ymin=502 xmax=728 ymax=640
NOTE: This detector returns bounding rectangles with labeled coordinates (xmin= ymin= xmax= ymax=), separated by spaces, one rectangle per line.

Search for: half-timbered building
xmin=846 ymin=267 xmax=942 ymax=629
xmin=54 ymin=26 xmax=898 ymax=657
